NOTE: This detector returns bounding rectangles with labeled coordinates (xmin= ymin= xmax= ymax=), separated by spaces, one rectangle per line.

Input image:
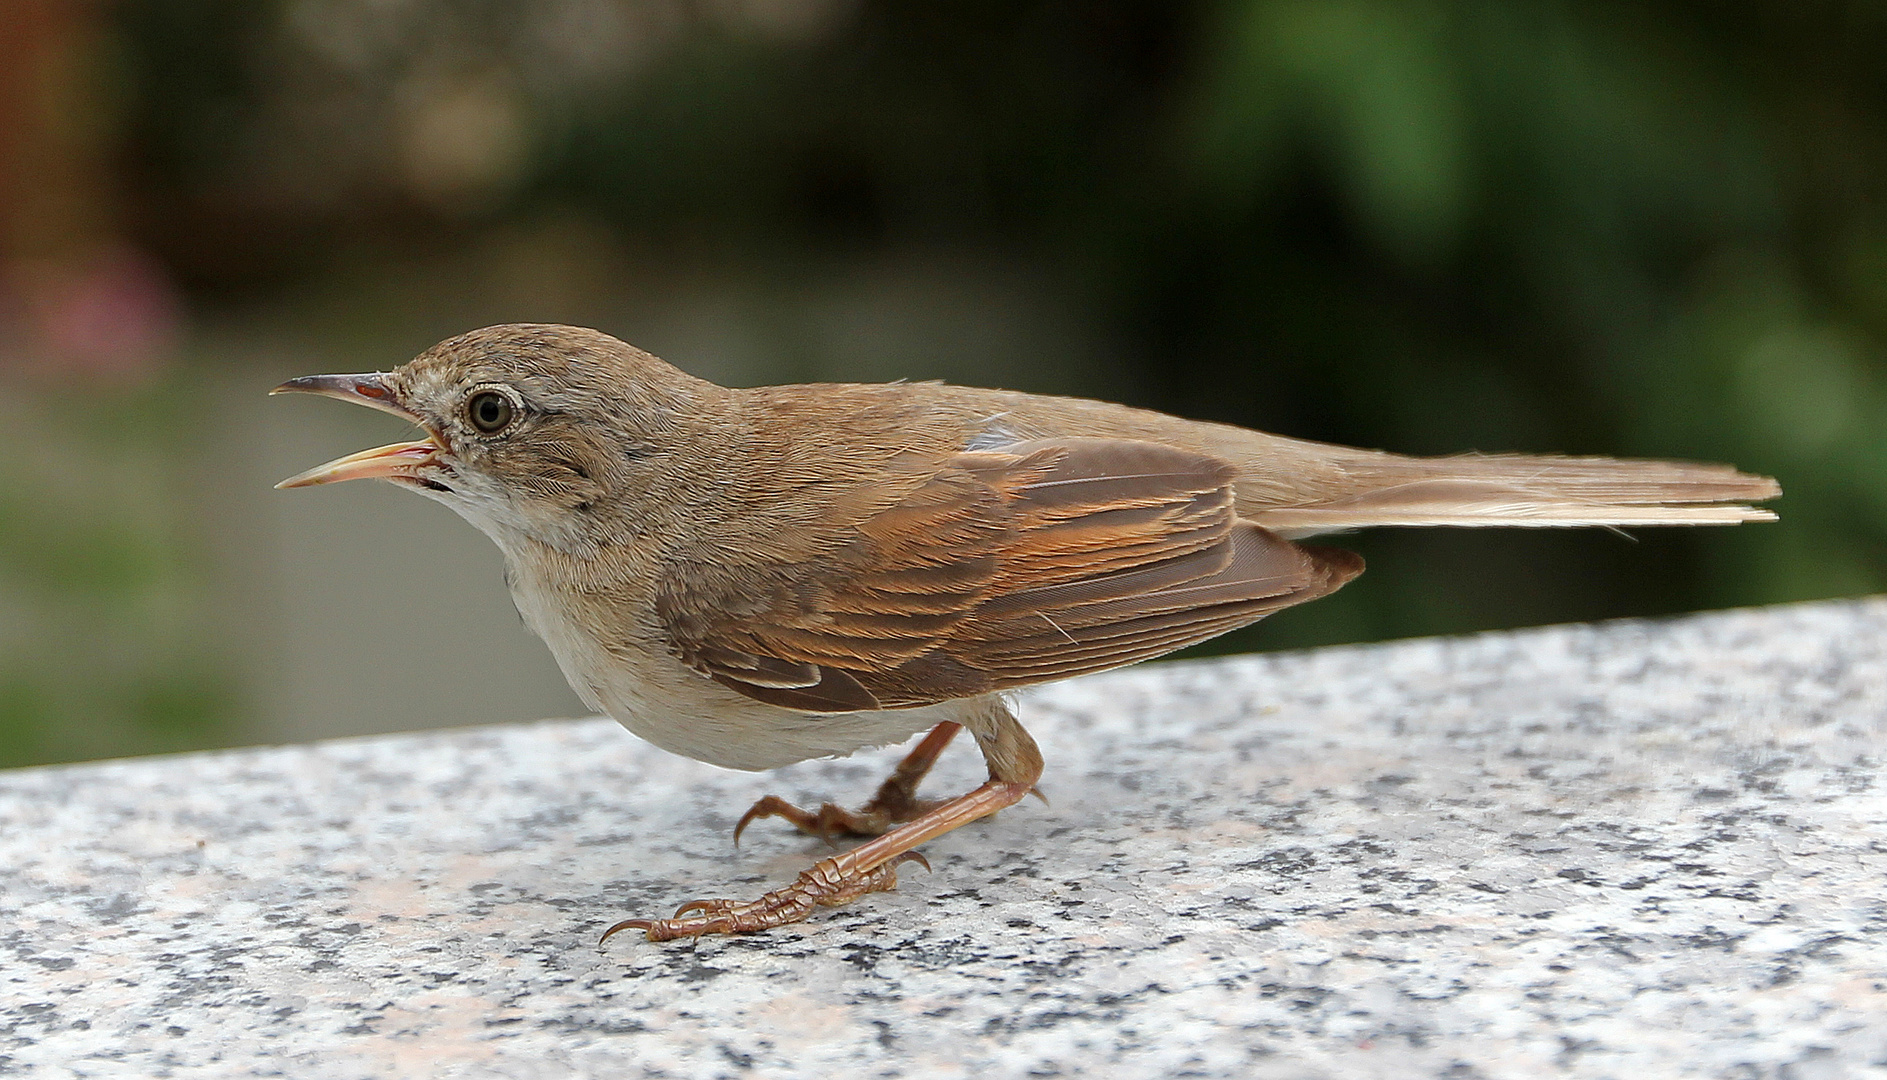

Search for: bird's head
xmin=273 ymin=323 xmax=718 ymax=550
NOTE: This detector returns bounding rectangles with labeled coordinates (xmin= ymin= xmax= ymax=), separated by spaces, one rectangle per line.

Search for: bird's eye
xmin=467 ymin=390 xmax=515 ymax=433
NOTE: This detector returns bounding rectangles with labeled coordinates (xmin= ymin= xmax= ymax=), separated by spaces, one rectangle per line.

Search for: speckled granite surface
xmin=4 ymin=599 xmax=1886 ymax=1079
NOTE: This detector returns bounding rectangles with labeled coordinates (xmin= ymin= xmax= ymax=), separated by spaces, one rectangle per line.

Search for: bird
xmin=272 ymin=323 xmax=1780 ymax=942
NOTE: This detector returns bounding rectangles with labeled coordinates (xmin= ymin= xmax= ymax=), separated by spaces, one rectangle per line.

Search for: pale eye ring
xmin=467 ymin=389 xmax=516 ymax=434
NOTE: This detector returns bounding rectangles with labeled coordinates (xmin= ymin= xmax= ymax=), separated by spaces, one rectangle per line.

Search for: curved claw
xmin=1029 ymin=786 xmax=1050 ymax=807
xmin=673 ymin=898 xmax=736 ymax=918
xmin=732 ymin=807 xmax=762 ymax=848
xmin=599 ymin=918 xmax=654 ymax=945
xmin=891 ymin=850 xmax=931 ymax=874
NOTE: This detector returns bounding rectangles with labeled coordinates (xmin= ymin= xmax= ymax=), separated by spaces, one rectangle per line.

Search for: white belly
xmin=509 ymin=578 xmax=945 ymax=771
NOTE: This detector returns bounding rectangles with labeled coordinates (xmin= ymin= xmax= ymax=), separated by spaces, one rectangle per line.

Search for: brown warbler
xmin=274 ymin=323 xmax=1779 ymax=941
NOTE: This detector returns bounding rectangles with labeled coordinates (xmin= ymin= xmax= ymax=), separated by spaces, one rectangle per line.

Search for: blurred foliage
xmin=0 ymin=377 xmax=237 ymax=766
xmin=9 ymin=0 xmax=1881 ymax=761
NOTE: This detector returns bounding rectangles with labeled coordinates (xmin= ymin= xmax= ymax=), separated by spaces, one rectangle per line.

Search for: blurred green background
xmin=0 ymin=0 xmax=1873 ymax=767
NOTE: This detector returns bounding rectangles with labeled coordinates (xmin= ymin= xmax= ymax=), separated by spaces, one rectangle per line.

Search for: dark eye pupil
xmin=470 ymin=392 xmax=512 ymax=432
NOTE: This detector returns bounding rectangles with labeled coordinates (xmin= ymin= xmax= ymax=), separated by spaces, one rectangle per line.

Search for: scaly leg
xmin=603 ymin=701 xmax=1041 ymax=943
xmin=734 ymin=721 xmax=962 ymax=844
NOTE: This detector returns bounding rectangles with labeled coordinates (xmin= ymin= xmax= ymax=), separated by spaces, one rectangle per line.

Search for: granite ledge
xmin=3 ymin=598 xmax=1886 ymax=1079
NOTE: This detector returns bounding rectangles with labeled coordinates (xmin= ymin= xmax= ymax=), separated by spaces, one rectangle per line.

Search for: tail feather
xmin=1240 ymin=453 xmax=1780 ymax=537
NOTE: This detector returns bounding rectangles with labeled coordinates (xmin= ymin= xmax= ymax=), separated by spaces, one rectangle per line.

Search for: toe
xmin=733 ymin=796 xmax=800 ymax=846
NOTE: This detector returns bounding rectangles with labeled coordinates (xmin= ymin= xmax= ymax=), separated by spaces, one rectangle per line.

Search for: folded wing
xmin=661 ymin=438 xmax=1360 ymax=712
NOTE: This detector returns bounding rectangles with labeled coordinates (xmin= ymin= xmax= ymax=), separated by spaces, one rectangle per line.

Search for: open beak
xmin=270 ymin=373 xmax=443 ymax=489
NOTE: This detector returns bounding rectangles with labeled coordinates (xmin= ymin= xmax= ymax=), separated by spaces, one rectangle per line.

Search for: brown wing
xmin=660 ymin=438 xmax=1362 ymax=712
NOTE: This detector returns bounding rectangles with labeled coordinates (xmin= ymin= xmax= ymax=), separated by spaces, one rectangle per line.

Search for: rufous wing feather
xmin=661 ymin=438 xmax=1360 ymax=712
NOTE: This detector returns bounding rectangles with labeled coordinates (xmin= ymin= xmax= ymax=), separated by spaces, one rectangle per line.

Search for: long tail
xmin=1239 ymin=452 xmax=1780 ymax=537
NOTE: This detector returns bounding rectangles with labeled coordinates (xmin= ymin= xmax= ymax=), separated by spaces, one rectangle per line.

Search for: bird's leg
xmin=605 ymin=703 xmax=1042 ymax=943
xmin=733 ymin=721 xmax=962 ymax=843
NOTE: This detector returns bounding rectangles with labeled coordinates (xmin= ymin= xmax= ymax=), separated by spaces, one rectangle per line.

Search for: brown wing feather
xmin=957 ymin=527 xmax=1358 ymax=680
xmin=662 ymin=464 xmax=1007 ymax=709
xmin=662 ymin=438 xmax=1362 ymax=712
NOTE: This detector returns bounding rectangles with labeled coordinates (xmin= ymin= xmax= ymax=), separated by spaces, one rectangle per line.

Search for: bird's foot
xmin=600 ymin=851 xmax=929 ymax=943
xmin=734 ymin=790 xmax=943 ymax=844
xmin=732 ymin=722 xmax=962 ymax=844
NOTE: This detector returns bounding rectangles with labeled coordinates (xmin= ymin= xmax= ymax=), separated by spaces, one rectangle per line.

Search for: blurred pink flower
xmin=2 ymin=246 xmax=184 ymax=381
